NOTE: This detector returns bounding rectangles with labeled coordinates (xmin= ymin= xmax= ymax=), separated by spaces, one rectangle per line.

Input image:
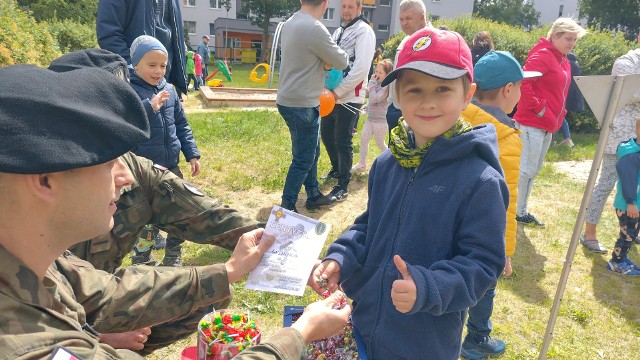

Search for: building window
xmin=225 ymin=37 xmax=240 ymax=48
xmin=380 ymin=0 xmax=391 ymax=6
xmin=323 ymin=8 xmax=334 ymax=21
xmin=362 ymin=9 xmax=372 ymax=22
xmin=558 ymin=5 xmax=564 ymax=17
xmin=378 ymin=24 xmax=389 ymax=32
xmin=184 ymin=21 xmax=196 ymax=35
xmin=182 ymin=0 xmax=196 ymax=6
xmin=209 ymin=23 xmax=215 ymax=37
xmin=210 ymin=0 xmax=221 ymax=9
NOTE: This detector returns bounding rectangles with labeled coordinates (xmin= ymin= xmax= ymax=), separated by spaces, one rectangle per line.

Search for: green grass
xmin=146 ymin=107 xmax=640 ymax=360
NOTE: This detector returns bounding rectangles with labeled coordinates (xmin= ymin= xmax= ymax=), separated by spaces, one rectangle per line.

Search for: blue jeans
xmin=560 ymin=118 xmax=571 ymax=139
xmin=278 ymin=105 xmax=322 ymax=205
xmin=466 ymin=288 xmax=496 ymax=337
xmin=516 ymin=124 xmax=552 ymax=216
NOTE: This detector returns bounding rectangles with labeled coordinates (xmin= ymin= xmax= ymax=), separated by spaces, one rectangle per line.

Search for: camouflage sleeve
xmin=129 ymin=152 xmax=260 ymax=250
xmin=235 ymin=328 xmax=306 ymax=360
xmin=73 ymin=152 xmax=260 ymax=273
xmin=56 ymin=252 xmax=231 ymax=333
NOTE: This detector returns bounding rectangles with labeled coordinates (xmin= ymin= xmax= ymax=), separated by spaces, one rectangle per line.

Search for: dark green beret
xmin=0 ymin=65 xmax=150 ymax=174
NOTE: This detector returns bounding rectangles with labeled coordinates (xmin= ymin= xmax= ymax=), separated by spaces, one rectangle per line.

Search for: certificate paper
xmin=245 ymin=206 xmax=331 ymax=296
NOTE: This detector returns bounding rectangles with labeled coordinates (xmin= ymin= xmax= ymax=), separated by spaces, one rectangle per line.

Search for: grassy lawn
xmin=144 ymin=101 xmax=640 ymax=359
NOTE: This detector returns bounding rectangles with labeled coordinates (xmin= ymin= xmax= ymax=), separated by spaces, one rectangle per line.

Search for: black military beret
xmin=0 ymin=65 xmax=150 ymax=174
xmin=48 ymin=48 xmax=129 ymax=81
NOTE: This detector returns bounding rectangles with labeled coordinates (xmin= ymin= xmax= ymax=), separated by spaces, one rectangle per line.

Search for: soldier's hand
xmin=292 ymin=290 xmax=352 ymax=344
xmin=225 ymin=228 xmax=275 ymax=283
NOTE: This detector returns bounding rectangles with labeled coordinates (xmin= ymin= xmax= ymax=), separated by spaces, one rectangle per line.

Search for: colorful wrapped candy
xmin=197 ymin=309 xmax=261 ymax=360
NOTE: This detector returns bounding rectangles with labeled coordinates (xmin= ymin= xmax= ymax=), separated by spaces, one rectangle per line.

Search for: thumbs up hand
xmin=391 ymin=255 xmax=417 ymax=313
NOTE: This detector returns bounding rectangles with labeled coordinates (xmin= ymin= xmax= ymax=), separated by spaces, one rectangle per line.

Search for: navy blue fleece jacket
xmin=325 ymin=124 xmax=508 ymax=360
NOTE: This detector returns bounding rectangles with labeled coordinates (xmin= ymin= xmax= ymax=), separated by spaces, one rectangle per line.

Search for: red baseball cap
xmin=381 ymin=27 xmax=473 ymax=87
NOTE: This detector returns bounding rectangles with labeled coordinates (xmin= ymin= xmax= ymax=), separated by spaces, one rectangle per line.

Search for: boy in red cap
xmin=310 ymin=27 xmax=508 ymax=359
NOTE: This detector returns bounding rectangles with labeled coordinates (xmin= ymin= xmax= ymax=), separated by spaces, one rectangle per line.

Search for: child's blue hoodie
xmin=325 ymin=124 xmax=508 ymax=360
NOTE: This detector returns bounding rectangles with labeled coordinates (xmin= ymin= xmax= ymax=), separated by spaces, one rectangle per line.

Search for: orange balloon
xmin=319 ymin=88 xmax=335 ymax=117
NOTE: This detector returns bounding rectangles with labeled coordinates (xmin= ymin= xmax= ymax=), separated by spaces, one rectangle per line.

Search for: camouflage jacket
xmin=0 ymin=247 xmax=305 ymax=359
xmin=69 ymin=152 xmax=259 ymax=273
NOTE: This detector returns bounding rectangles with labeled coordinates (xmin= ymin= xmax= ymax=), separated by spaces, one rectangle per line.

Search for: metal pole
xmin=225 ymin=11 xmax=228 ymax=60
xmin=538 ymin=75 xmax=626 ymax=359
xmin=268 ymin=21 xmax=285 ymax=89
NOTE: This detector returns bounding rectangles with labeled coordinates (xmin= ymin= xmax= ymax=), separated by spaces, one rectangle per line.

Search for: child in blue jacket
xmin=608 ymin=119 xmax=640 ymax=276
xmin=128 ymin=35 xmax=201 ymax=267
xmin=310 ymin=28 xmax=508 ymax=359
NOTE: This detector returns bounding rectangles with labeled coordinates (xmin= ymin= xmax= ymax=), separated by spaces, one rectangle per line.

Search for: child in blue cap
xmin=129 ymin=35 xmax=202 ymax=267
xmin=460 ymin=50 xmax=541 ymax=359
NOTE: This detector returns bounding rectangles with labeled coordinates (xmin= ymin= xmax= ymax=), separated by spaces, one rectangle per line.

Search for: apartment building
xmin=529 ymin=0 xmax=581 ymax=24
xmin=181 ymin=1 xmax=595 ymax=61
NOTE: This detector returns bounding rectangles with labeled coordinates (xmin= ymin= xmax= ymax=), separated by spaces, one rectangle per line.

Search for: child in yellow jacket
xmin=460 ymin=51 xmax=541 ymax=359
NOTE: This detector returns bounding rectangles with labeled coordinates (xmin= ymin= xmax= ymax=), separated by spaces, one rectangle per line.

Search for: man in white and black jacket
xmin=321 ymin=0 xmax=376 ymax=201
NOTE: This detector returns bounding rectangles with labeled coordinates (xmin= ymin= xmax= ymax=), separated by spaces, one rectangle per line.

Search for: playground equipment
xmin=207 ymin=79 xmax=222 ymax=87
xmin=318 ymin=88 xmax=335 ymax=117
xmin=205 ymin=59 xmax=233 ymax=83
xmin=250 ymin=63 xmax=270 ymax=84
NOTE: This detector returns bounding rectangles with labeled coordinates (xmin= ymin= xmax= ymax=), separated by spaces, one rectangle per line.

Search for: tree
xmin=1 ymin=0 xmax=61 ymax=66
xmin=579 ymin=0 xmax=640 ymax=40
xmin=17 ymin=0 xmax=98 ymax=24
xmin=239 ymin=0 xmax=298 ymax=62
xmin=473 ymin=0 xmax=540 ymax=29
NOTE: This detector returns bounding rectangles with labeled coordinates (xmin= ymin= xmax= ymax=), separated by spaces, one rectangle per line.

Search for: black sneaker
xmin=321 ymin=170 xmax=339 ymax=180
xmin=280 ymin=201 xmax=298 ymax=213
xmin=161 ymin=247 xmax=182 ymax=267
xmin=460 ymin=333 xmax=506 ymax=359
xmin=305 ymin=193 xmax=337 ymax=209
xmin=131 ymin=250 xmax=156 ymax=266
xmin=516 ymin=212 xmax=545 ymax=227
xmin=329 ymin=186 xmax=348 ymax=201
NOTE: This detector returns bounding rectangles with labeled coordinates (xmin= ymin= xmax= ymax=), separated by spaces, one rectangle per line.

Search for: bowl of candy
xmin=197 ymin=309 xmax=261 ymax=360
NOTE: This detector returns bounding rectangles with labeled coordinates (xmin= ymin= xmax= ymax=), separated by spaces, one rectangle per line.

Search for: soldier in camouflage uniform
xmin=68 ymin=151 xmax=260 ymax=273
xmin=0 ymin=64 xmax=351 ymax=359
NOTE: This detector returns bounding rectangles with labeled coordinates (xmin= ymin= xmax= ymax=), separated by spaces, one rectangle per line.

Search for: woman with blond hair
xmin=514 ymin=18 xmax=587 ymax=227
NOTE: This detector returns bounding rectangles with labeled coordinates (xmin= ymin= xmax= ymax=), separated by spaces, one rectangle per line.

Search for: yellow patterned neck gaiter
xmin=389 ymin=117 xmax=473 ymax=168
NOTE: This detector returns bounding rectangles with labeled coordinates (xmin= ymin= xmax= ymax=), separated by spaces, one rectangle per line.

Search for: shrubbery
xmin=48 ymin=19 xmax=97 ymax=53
xmin=382 ymin=17 xmax=638 ymax=133
xmin=0 ymin=0 xmax=60 ymax=66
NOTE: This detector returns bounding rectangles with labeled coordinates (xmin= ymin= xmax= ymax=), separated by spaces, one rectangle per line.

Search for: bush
xmin=0 ymin=0 xmax=60 ymax=66
xmin=48 ymin=19 xmax=97 ymax=53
